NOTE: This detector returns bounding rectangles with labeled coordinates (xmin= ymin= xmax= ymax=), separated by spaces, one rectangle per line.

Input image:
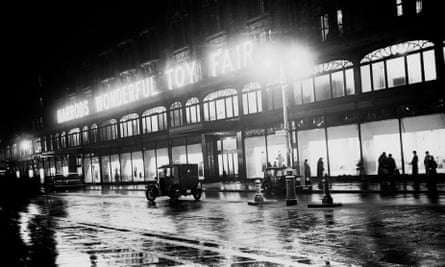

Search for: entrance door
xmin=217 ymin=137 xmax=238 ymax=178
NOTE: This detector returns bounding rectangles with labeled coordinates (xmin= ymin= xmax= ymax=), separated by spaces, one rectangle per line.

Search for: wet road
xmin=1 ymin=189 xmax=444 ymax=266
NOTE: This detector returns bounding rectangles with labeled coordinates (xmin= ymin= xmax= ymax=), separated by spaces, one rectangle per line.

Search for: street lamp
xmin=254 ymin=42 xmax=315 ymax=168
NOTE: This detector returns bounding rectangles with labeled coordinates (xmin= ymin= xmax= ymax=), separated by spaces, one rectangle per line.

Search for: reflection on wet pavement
xmin=1 ymin=190 xmax=444 ymax=266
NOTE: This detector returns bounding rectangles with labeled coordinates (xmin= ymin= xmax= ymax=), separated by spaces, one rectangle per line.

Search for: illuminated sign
xmin=57 ymin=100 xmax=90 ymax=124
xmin=165 ymin=61 xmax=198 ymax=90
xmin=95 ymin=77 xmax=156 ymax=113
xmin=209 ymin=41 xmax=254 ymax=77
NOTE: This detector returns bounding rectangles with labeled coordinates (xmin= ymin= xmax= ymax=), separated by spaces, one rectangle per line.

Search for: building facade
xmin=1 ymin=0 xmax=444 ymax=184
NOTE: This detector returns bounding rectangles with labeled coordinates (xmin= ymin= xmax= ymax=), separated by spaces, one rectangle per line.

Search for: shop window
xmin=110 ymin=154 xmax=120 ymax=182
xmin=142 ymin=106 xmax=167 ymax=133
xmin=170 ymin=102 xmax=184 ymax=128
xmin=401 ymin=114 xmax=445 ymax=174
xmin=327 ymin=124 xmax=361 ymax=176
xmin=120 ymin=113 xmax=140 ymax=138
xmin=360 ymin=40 xmax=436 ymax=92
xmin=203 ymin=89 xmax=238 ymax=121
xmin=132 ymin=151 xmax=144 ymax=182
xmin=82 ymin=126 xmax=89 ymax=144
xmin=245 ymin=134 xmax=266 ymax=179
xmin=83 ymin=156 xmax=92 ymax=183
xmin=144 ymin=149 xmax=157 ymax=180
xmin=91 ymin=156 xmax=101 ymax=183
xmin=297 ymin=129 xmax=328 ymax=177
xmin=101 ymin=155 xmax=111 ymax=183
xmin=100 ymin=119 xmax=118 ymax=141
xmin=68 ymin=128 xmax=80 ymax=147
xmin=267 ymin=131 xmax=288 ymax=168
xmin=172 ymin=145 xmax=187 ymax=164
xmin=187 ymin=143 xmax=204 ymax=178
xmin=361 ymin=119 xmax=402 ymax=175
xmin=157 ymin=147 xmax=169 ymax=168
xmin=242 ymin=82 xmax=262 ymax=115
xmin=120 ymin=152 xmax=132 ymax=182
xmin=185 ymin=97 xmax=201 ymax=124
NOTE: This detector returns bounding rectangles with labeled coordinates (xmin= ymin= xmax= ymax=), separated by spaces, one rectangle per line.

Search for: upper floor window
xmin=396 ymin=0 xmax=403 ymax=16
xmin=360 ymin=40 xmax=436 ymax=93
xmin=68 ymin=128 xmax=81 ymax=147
xmin=90 ymin=124 xmax=98 ymax=144
xmin=337 ymin=10 xmax=343 ymax=36
xmin=33 ymin=138 xmax=41 ymax=154
xmin=185 ymin=97 xmax=201 ymax=124
xmin=82 ymin=126 xmax=89 ymax=145
xmin=203 ymin=89 xmax=238 ymax=121
xmin=416 ymin=0 xmax=423 ymax=14
xmin=142 ymin=106 xmax=167 ymax=133
xmin=320 ymin=13 xmax=329 ymax=41
xmin=170 ymin=102 xmax=184 ymax=128
xmin=60 ymin=132 xmax=67 ymax=148
xmin=120 ymin=113 xmax=140 ymax=138
xmin=294 ymin=60 xmax=354 ymax=104
xmin=242 ymin=82 xmax=262 ymax=115
xmin=100 ymin=119 xmax=118 ymax=141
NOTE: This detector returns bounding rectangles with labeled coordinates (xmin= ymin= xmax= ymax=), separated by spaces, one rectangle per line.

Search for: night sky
xmin=2 ymin=3 xmax=164 ymax=140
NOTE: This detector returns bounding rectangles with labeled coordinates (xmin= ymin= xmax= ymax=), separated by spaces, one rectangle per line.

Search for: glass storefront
xmin=245 ymin=135 xmax=266 ymax=179
xmin=172 ymin=145 xmax=187 ymax=164
xmin=297 ymin=128 xmax=327 ymax=177
xmin=120 ymin=152 xmax=132 ymax=182
xmin=327 ymin=124 xmax=361 ymax=176
xmin=144 ymin=149 xmax=156 ymax=180
xmin=83 ymin=157 xmax=92 ymax=183
xmin=361 ymin=119 xmax=402 ymax=175
xmin=101 ymin=155 xmax=111 ymax=183
xmin=91 ymin=156 xmax=101 ymax=183
xmin=187 ymin=143 xmax=204 ymax=177
xmin=132 ymin=151 xmax=144 ymax=181
xmin=267 ymin=132 xmax=287 ymax=168
xmin=401 ymin=114 xmax=445 ymax=174
xmin=110 ymin=154 xmax=120 ymax=183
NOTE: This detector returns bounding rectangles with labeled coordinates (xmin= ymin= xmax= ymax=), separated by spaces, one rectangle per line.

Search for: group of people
xmin=410 ymin=150 xmax=438 ymax=176
xmin=303 ymin=157 xmax=325 ymax=178
xmin=377 ymin=152 xmax=398 ymax=177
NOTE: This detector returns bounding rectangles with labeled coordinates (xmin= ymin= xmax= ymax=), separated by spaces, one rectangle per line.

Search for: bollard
xmin=248 ymin=179 xmax=277 ymax=206
xmin=285 ymin=175 xmax=298 ymax=205
xmin=308 ymin=175 xmax=342 ymax=208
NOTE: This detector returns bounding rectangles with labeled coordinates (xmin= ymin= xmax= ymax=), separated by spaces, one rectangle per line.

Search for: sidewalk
xmin=85 ymin=179 xmax=445 ymax=193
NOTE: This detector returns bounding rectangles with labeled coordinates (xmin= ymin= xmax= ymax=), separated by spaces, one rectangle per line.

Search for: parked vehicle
xmin=145 ymin=164 xmax=203 ymax=202
xmin=44 ymin=173 xmax=84 ymax=191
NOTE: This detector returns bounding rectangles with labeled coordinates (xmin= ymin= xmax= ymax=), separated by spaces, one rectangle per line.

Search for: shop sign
xmin=95 ymin=77 xmax=156 ymax=113
xmin=164 ymin=60 xmax=198 ymax=90
xmin=57 ymin=100 xmax=90 ymax=124
xmin=209 ymin=41 xmax=254 ymax=77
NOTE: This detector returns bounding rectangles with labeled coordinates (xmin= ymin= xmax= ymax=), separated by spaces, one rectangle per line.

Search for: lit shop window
xmin=82 ymin=126 xmax=89 ymax=144
xmin=100 ymin=119 xmax=118 ymax=141
xmin=120 ymin=113 xmax=140 ymax=138
xmin=68 ymin=128 xmax=80 ymax=147
xmin=60 ymin=132 xmax=67 ymax=148
xmin=293 ymin=60 xmax=354 ymax=104
xmin=101 ymin=155 xmax=111 ymax=183
xmin=203 ymin=89 xmax=239 ymax=121
xmin=360 ymin=40 xmax=436 ymax=93
xmin=90 ymin=124 xmax=98 ymax=143
xmin=242 ymin=82 xmax=262 ymax=115
xmin=396 ymin=0 xmax=403 ymax=16
xmin=185 ymin=97 xmax=201 ymax=124
xmin=416 ymin=0 xmax=423 ymax=14
xmin=142 ymin=106 xmax=167 ymax=133
xmin=320 ymin=13 xmax=329 ymax=41
xmin=170 ymin=102 xmax=184 ymax=128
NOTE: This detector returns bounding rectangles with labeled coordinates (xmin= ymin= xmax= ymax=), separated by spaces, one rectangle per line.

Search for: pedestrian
xmin=377 ymin=152 xmax=387 ymax=176
xmin=424 ymin=151 xmax=432 ymax=175
xmin=410 ymin=150 xmax=418 ymax=176
xmin=304 ymin=159 xmax=311 ymax=178
xmin=317 ymin=157 xmax=324 ymax=178
xmin=386 ymin=153 xmax=396 ymax=176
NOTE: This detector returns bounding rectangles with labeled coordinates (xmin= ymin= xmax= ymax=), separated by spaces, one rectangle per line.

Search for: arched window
xmin=170 ymin=102 xmax=183 ymax=128
xmin=185 ymin=97 xmax=201 ymax=124
xmin=100 ymin=119 xmax=118 ymax=141
xmin=82 ymin=126 xmax=89 ymax=144
xmin=293 ymin=60 xmax=354 ymax=104
xmin=203 ymin=89 xmax=238 ymax=121
xmin=142 ymin=106 xmax=167 ymax=133
xmin=60 ymin=132 xmax=67 ymax=148
xmin=68 ymin=128 xmax=80 ymax=147
xmin=360 ymin=40 xmax=436 ymax=92
xmin=242 ymin=82 xmax=262 ymax=115
xmin=120 ymin=113 xmax=140 ymax=138
xmin=90 ymin=124 xmax=98 ymax=143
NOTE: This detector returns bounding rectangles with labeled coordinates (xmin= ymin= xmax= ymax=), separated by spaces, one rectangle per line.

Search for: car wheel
xmin=145 ymin=186 xmax=157 ymax=202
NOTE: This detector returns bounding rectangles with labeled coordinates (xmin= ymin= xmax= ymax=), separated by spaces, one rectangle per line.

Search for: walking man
xmin=410 ymin=150 xmax=418 ymax=175
xmin=304 ymin=159 xmax=311 ymax=178
xmin=317 ymin=157 xmax=324 ymax=178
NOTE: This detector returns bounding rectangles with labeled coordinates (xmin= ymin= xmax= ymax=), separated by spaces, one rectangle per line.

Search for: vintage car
xmin=145 ymin=164 xmax=202 ymax=202
xmin=44 ymin=173 xmax=84 ymax=191
xmin=261 ymin=167 xmax=311 ymax=195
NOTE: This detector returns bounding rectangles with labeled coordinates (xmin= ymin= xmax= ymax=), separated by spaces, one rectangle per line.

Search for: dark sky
xmin=2 ymin=3 xmax=164 ymax=140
